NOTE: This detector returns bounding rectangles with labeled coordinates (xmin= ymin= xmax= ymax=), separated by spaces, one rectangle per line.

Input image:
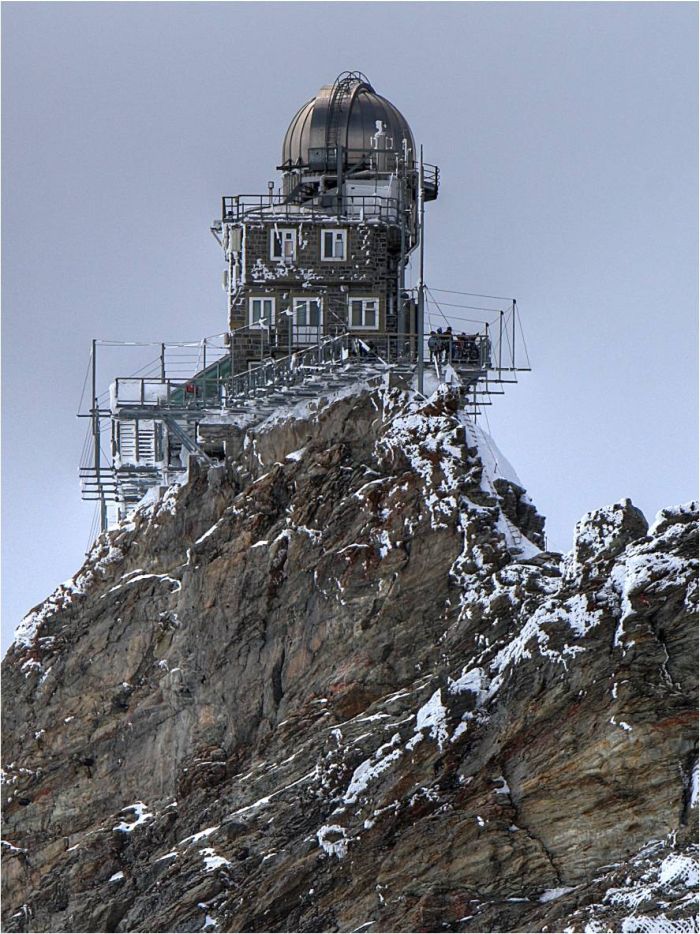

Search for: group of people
xmin=428 ymin=327 xmax=481 ymax=366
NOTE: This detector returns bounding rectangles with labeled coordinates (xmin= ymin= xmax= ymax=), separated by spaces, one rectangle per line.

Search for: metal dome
xmin=280 ymin=71 xmax=415 ymax=171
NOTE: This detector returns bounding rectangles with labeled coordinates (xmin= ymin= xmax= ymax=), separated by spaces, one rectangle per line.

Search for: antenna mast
xmin=417 ymin=145 xmax=426 ymax=395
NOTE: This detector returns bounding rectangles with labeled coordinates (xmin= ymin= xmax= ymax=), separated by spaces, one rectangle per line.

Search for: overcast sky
xmin=2 ymin=1 xmax=697 ymax=651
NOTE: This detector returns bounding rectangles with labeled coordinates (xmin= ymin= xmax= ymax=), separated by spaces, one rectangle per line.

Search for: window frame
xmin=292 ymin=297 xmax=323 ymax=329
xmin=291 ymin=297 xmax=324 ymax=344
xmin=270 ymin=228 xmax=297 ymax=262
xmin=320 ymin=228 xmax=347 ymax=262
xmin=348 ymin=297 xmax=380 ymax=331
xmin=248 ymin=296 xmax=276 ymax=329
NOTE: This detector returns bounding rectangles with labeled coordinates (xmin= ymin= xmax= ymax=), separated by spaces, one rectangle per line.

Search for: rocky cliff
xmin=2 ymin=385 xmax=698 ymax=933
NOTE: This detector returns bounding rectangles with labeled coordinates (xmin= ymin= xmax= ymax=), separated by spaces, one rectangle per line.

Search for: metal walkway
xmin=80 ymin=334 xmax=393 ymax=523
xmin=79 ymin=315 xmax=529 ymax=532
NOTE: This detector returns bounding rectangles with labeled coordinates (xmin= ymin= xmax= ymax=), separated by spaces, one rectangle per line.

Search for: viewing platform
xmin=78 ymin=297 xmax=529 ymax=532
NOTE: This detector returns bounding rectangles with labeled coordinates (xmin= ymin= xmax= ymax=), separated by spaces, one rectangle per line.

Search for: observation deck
xmin=78 ymin=296 xmax=529 ymax=534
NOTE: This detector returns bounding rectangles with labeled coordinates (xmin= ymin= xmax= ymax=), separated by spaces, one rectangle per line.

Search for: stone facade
xmin=227 ymin=217 xmax=398 ymax=340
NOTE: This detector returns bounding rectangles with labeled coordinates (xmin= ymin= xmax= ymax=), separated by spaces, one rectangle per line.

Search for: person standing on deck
xmin=428 ymin=330 xmax=439 ymax=364
xmin=444 ymin=327 xmax=453 ymax=365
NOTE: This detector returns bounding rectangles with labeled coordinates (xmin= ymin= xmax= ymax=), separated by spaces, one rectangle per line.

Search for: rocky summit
xmin=2 ymin=384 xmax=698 ymax=933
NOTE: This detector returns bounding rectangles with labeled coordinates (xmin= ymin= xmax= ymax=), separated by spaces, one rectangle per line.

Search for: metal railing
xmin=231 ymin=333 xmax=354 ymax=399
xmin=112 ymin=375 xmax=228 ymax=409
xmin=109 ymin=330 xmax=493 ymax=413
xmin=112 ymin=333 xmax=355 ymax=410
xmin=80 ymin=291 xmax=523 ymax=533
xmin=421 ymin=163 xmax=439 ymax=199
xmin=276 ymin=147 xmax=438 ymax=194
xmin=426 ymin=333 xmax=491 ymax=369
xmin=221 ymin=193 xmax=403 ymax=225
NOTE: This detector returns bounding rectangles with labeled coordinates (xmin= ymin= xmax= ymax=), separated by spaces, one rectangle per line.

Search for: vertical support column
xmin=397 ymin=156 xmax=407 ymax=350
xmin=512 ymin=300 xmax=517 ymax=370
xmin=228 ymin=329 xmax=235 ymax=406
xmin=228 ymin=241 xmax=235 ymax=327
xmin=498 ymin=311 xmax=503 ymax=378
xmin=416 ymin=146 xmax=426 ymax=395
xmin=336 ymin=145 xmax=344 ymax=218
xmin=91 ymin=339 xmax=107 ymax=534
xmin=160 ymin=343 xmax=166 ymax=381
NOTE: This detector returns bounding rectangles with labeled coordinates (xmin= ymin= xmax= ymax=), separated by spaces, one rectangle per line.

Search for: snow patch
xmin=657 ymin=853 xmax=699 ymax=888
xmin=448 ymin=667 xmax=487 ymax=705
xmin=539 ymin=886 xmax=575 ymax=902
xmin=343 ymin=736 xmax=402 ymax=804
xmin=179 ymin=825 xmax=220 ymax=846
xmin=689 ymin=760 xmax=699 ymax=808
xmin=317 ymin=824 xmax=349 ymax=859
xmin=200 ymin=848 xmax=231 ymax=872
xmin=407 ymin=689 xmax=449 ymax=750
xmin=113 ymin=802 xmax=154 ymax=833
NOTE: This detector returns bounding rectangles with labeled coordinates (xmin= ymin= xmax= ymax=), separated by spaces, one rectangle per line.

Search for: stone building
xmin=211 ymin=70 xmax=439 ymax=371
xmin=81 ymin=71 xmax=526 ymax=531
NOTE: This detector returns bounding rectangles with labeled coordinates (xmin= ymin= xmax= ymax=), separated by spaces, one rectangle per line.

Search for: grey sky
xmin=2 ymin=2 xmax=697 ymax=650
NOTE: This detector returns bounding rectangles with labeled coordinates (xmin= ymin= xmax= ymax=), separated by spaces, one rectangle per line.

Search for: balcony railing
xmin=109 ymin=331 xmax=492 ymax=413
xmin=221 ymin=193 xmax=404 ymax=225
xmin=276 ymin=146 xmax=439 ymax=197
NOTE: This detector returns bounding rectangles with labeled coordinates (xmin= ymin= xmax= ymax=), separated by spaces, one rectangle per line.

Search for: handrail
xmin=109 ymin=329 xmax=496 ymax=413
xmin=276 ymin=149 xmax=438 ymax=175
xmin=221 ymin=193 xmax=403 ymax=225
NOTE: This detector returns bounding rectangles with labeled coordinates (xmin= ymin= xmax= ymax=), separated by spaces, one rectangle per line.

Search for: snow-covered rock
xmin=2 ymin=386 xmax=696 ymax=933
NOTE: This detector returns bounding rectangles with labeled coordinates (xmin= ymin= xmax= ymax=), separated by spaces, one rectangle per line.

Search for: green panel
xmin=169 ymin=354 xmax=233 ymax=406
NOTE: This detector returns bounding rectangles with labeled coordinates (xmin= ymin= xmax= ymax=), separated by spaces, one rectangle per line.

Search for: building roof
xmin=281 ymin=71 xmax=416 ymax=170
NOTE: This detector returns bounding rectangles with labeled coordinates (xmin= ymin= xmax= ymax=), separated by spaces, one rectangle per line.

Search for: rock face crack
xmin=511 ymin=803 xmax=565 ymax=886
xmin=271 ymin=649 xmax=286 ymax=706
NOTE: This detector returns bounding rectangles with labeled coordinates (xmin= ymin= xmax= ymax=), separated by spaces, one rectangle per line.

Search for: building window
xmin=249 ymin=297 xmax=275 ymax=328
xmin=270 ymin=228 xmax=296 ymax=261
xmin=321 ymin=229 xmax=347 ymax=261
xmin=348 ymin=298 xmax=379 ymax=330
xmin=293 ymin=298 xmax=323 ymax=344
xmin=294 ymin=298 xmax=322 ymax=328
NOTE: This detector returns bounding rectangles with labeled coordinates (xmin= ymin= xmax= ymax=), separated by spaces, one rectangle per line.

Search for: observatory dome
xmin=280 ymin=71 xmax=416 ymax=171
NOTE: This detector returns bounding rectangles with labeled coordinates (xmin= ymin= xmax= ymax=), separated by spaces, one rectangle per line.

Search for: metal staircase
xmin=284 ymin=180 xmax=317 ymax=206
xmin=117 ymin=420 xmax=160 ymax=466
xmin=81 ymin=334 xmax=390 ymax=522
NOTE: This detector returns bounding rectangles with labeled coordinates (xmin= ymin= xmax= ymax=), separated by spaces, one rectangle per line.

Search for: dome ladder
xmin=325 ymin=72 xmax=368 ymax=163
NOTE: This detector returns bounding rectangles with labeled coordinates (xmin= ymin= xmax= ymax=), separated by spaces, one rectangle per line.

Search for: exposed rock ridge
xmin=2 ymin=385 xmax=697 ymax=933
